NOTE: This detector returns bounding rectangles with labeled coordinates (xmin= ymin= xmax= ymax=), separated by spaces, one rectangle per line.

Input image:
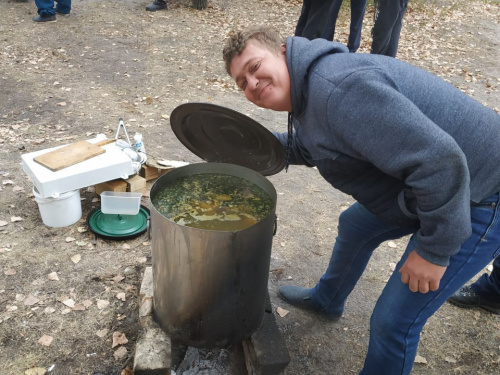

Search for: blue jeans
xmin=322 ymin=0 xmax=368 ymax=53
xmin=472 ymin=255 xmax=500 ymax=299
xmin=35 ymin=0 xmax=71 ymax=16
xmin=309 ymin=194 xmax=500 ymax=375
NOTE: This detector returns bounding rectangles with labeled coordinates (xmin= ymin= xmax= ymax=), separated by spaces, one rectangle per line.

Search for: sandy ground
xmin=0 ymin=0 xmax=499 ymax=374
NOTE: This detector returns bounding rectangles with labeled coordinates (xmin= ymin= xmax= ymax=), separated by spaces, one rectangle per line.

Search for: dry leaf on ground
xmin=276 ymin=306 xmax=289 ymax=317
xmin=4 ymin=268 xmax=16 ymax=276
xmin=96 ymin=329 xmax=109 ymax=338
xmin=38 ymin=335 xmax=53 ymax=346
xmin=113 ymin=346 xmax=128 ymax=360
xmin=112 ymin=331 xmax=129 ymax=348
xmin=414 ymin=355 xmax=428 ymax=364
xmin=24 ymin=368 xmax=46 ymax=375
xmin=24 ymin=295 xmax=40 ymax=306
xmin=97 ymin=299 xmax=110 ymax=309
xmin=62 ymin=299 xmax=75 ymax=308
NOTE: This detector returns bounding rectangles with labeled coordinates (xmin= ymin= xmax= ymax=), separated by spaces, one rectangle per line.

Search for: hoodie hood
xmin=286 ymin=36 xmax=349 ymax=115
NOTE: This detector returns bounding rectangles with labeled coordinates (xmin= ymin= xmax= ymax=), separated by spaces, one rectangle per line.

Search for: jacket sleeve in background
xmin=272 ymin=131 xmax=315 ymax=167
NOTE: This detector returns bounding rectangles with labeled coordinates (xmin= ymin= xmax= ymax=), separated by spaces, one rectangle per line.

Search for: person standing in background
xmin=294 ymin=0 xmax=334 ymax=39
xmin=322 ymin=0 xmax=368 ymax=52
xmin=449 ymin=256 xmax=500 ymax=314
xmin=371 ymin=0 xmax=409 ymax=56
xmin=32 ymin=0 xmax=70 ymax=22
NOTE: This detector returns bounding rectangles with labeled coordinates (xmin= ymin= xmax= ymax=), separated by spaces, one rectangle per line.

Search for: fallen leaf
xmin=44 ymin=307 xmax=56 ymax=314
xmin=82 ymin=299 xmax=92 ymax=308
xmin=24 ymin=367 xmax=47 ymax=375
xmin=96 ymin=328 xmax=109 ymax=338
xmin=38 ymin=335 xmax=53 ymax=346
xmin=0 ymin=220 xmax=8 ymax=227
xmin=61 ymin=308 xmax=71 ymax=315
xmin=112 ymin=331 xmax=129 ymax=348
xmin=112 ymin=275 xmax=125 ymax=283
xmin=24 ymin=295 xmax=40 ymax=306
xmin=116 ymin=292 xmax=126 ymax=301
xmin=62 ymin=299 xmax=75 ymax=308
xmin=445 ymin=356 xmax=457 ymax=363
xmin=48 ymin=272 xmax=59 ymax=281
xmin=2 ymin=180 xmax=14 ymax=185
xmin=6 ymin=305 xmax=18 ymax=312
xmin=113 ymin=346 xmax=128 ymax=360
xmin=65 ymin=237 xmax=76 ymax=243
xmin=71 ymin=254 xmax=81 ymax=264
xmin=4 ymin=268 xmax=16 ymax=276
xmin=276 ymin=306 xmax=289 ymax=317
xmin=75 ymin=241 xmax=86 ymax=247
xmin=10 ymin=216 xmax=22 ymax=222
xmin=72 ymin=304 xmax=86 ymax=311
xmin=414 ymin=355 xmax=427 ymax=364
xmin=77 ymin=227 xmax=87 ymax=233
xmin=121 ymin=367 xmax=134 ymax=375
xmin=97 ymin=299 xmax=110 ymax=309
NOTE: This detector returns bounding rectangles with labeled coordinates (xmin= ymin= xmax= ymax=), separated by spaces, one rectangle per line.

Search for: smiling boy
xmin=223 ymin=26 xmax=500 ymax=375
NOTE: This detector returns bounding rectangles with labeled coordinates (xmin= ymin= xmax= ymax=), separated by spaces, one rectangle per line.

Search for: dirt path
xmin=0 ymin=0 xmax=499 ymax=374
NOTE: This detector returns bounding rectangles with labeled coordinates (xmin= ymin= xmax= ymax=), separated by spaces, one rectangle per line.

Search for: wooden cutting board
xmin=33 ymin=140 xmax=109 ymax=172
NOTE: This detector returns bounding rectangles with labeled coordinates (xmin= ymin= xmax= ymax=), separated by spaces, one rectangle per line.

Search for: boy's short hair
xmin=222 ymin=25 xmax=283 ymax=76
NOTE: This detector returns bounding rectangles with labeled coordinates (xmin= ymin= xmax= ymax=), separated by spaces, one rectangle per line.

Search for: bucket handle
xmin=273 ymin=214 xmax=278 ymax=236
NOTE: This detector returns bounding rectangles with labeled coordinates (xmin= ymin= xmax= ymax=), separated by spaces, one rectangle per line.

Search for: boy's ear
xmin=280 ymin=43 xmax=286 ymax=55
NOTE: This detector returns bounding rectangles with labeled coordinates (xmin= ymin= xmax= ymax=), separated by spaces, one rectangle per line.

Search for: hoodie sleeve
xmin=327 ymin=69 xmax=472 ymax=266
xmin=272 ymin=131 xmax=315 ymax=167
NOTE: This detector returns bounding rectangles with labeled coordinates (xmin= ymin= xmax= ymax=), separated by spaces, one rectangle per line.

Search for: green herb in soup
xmin=152 ymin=173 xmax=273 ymax=231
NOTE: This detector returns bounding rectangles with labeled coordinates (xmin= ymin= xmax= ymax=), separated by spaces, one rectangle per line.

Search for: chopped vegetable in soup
xmin=152 ymin=173 xmax=273 ymax=231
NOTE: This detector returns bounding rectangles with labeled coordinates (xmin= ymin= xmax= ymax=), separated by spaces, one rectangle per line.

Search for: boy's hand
xmin=399 ymin=250 xmax=447 ymax=293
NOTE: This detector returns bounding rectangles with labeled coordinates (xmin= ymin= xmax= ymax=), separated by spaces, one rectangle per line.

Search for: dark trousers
xmin=371 ymin=0 xmax=409 ymax=57
xmin=295 ymin=0 xmax=334 ymax=40
xmin=322 ymin=0 xmax=368 ymax=52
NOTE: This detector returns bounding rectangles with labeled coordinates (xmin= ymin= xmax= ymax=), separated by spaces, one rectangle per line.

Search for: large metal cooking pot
xmin=149 ymin=162 xmax=277 ymax=348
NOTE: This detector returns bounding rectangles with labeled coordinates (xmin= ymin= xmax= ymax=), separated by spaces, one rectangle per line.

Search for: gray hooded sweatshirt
xmin=278 ymin=36 xmax=500 ymax=266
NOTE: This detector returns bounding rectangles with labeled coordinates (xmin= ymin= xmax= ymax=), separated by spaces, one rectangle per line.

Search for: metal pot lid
xmin=170 ymin=103 xmax=285 ymax=176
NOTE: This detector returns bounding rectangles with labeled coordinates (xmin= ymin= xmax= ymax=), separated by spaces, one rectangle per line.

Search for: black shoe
xmin=32 ymin=14 xmax=56 ymax=22
xmin=278 ymin=285 xmax=341 ymax=321
xmin=448 ymin=285 xmax=500 ymax=315
xmin=55 ymin=10 xmax=70 ymax=16
xmin=145 ymin=0 xmax=167 ymax=11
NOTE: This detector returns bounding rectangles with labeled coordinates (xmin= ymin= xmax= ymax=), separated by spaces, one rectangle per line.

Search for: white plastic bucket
xmin=33 ymin=187 xmax=82 ymax=227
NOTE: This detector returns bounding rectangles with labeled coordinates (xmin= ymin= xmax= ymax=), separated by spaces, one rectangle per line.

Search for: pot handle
xmin=147 ymin=216 xmax=151 ymax=241
xmin=273 ymin=214 xmax=278 ymax=236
